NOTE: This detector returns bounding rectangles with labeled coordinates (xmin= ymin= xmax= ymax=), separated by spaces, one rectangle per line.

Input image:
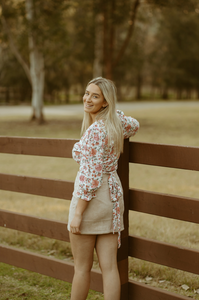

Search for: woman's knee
xmin=99 ymin=260 xmax=118 ymax=275
xmin=74 ymin=255 xmax=94 ymax=273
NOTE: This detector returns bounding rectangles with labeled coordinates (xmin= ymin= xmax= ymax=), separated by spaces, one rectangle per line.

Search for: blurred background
xmin=0 ymin=0 xmax=199 ymax=122
xmin=1 ymin=1 xmax=199 ymax=298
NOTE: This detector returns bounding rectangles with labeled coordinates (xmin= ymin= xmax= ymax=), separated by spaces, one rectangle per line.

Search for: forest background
xmin=0 ymin=0 xmax=199 ymax=123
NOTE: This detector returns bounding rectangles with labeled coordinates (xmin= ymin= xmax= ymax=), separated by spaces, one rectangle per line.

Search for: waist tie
xmin=107 ymin=172 xmax=123 ymax=248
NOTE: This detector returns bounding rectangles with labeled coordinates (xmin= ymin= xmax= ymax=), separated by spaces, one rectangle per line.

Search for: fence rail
xmin=0 ymin=136 xmax=199 ymax=300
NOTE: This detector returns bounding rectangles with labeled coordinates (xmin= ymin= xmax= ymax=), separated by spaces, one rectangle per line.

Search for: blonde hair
xmin=81 ymin=77 xmax=124 ymax=154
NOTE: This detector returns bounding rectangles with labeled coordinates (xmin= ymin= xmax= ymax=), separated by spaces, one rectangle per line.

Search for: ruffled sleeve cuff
xmin=76 ymin=189 xmax=94 ymax=201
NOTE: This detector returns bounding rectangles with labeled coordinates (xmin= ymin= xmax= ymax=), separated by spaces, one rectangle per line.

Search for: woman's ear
xmin=102 ymin=101 xmax=108 ymax=107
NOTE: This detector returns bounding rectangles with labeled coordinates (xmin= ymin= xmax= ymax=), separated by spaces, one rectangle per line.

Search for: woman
xmin=68 ymin=77 xmax=139 ymax=300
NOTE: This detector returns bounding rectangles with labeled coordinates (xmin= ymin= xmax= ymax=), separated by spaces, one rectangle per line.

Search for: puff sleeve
xmin=76 ymin=122 xmax=105 ymax=201
xmin=72 ymin=141 xmax=81 ymax=164
xmin=117 ymin=110 xmax=139 ymax=139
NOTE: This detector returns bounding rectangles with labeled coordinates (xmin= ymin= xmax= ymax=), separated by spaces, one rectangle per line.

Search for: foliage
xmin=1 ymin=0 xmax=199 ymax=102
xmin=148 ymin=3 xmax=199 ymax=98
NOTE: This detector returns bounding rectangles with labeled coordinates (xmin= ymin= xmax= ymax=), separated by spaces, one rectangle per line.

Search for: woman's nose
xmin=86 ymin=95 xmax=92 ymax=102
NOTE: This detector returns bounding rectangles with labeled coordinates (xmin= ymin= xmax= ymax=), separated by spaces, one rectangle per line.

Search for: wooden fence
xmin=0 ymin=136 xmax=199 ymax=300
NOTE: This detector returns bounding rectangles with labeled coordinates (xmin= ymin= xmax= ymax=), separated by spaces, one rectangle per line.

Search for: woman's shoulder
xmin=82 ymin=120 xmax=106 ymax=143
xmin=86 ymin=120 xmax=106 ymax=135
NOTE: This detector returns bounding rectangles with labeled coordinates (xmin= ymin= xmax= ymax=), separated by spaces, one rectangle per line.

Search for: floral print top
xmin=72 ymin=110 xmax=139 ymax=247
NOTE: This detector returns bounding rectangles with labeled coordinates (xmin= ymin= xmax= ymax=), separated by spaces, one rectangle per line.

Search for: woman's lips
xmin=85 ymin=104 xmax=93 ymax=108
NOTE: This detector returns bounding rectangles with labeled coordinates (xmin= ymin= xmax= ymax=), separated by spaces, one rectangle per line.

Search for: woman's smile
xmin=85 ymin=103 xmax=93 ymax=108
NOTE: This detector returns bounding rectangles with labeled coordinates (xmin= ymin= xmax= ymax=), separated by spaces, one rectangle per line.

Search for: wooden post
xmin=117 ymin=138 xmax=129 ymax=300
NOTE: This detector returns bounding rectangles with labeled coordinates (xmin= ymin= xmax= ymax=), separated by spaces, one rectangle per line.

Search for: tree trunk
xmin=162 ymin=87 xmax=168 ymax=100
xmin=93 ymin=13 xmax=103 ymax=78
xmin=102 ymin=0 xmax=140 ymax=79
xmin=26 ymin=0 xmax=45 ymax=123
xmin=65 ymin=89 xmax=70 ymax=104
xmin=113 ymin=0 xmax=140 ymax=69
xmin=29 ymin=46 xmax=45 ymax=122
xmin=102 ymin=2 xmax=110 ymax=79
xmin=186 ymin=88 xmax=191 ymax=99
xmin=102 ymin=0 xmax=116 ymax=80
xmin=117 ymin=83 xmax=122 ymax=102
xmin=136 ymin=72 xmax=142 ymax=100
xmin=177 ymin=88 xmax=182 ymax=100
xmin=5 ymin=87 xmax=10 ymax=103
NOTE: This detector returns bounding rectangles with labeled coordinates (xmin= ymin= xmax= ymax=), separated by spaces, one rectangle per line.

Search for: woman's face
xmin=83 ymin=83 xmax=107 ymax=122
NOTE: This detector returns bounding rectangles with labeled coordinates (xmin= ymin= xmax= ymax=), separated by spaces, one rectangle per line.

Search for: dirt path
xmin=0 ymin=101 xmax=199 ymax=117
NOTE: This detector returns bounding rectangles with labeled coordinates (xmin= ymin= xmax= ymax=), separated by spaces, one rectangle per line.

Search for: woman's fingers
xmin=70 ymin=214 xmax=82 ymax=234
xmin=70 ymin=226 xmax=81 ymax=235
xmin=74 ymin=230 xmax=81 ymax=235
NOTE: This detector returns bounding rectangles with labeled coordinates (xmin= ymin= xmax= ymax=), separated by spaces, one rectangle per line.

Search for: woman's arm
xmin=70 ymin=199 xmax=89 ymax=234
xmin=77 ymin=123 xmax=104 ymax=201
xmin=70 ymin=123 xmax=105 ymax=234
xmin=117 ymin=110 xmax=139 ymax=138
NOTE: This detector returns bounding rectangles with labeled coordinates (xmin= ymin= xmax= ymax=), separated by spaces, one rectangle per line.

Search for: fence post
xmin=117 ymin=138 xmax=129 ymax=300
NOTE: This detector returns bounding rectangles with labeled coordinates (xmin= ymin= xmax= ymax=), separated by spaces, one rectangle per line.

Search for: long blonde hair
xmin=81 ymin=77 xmax=124 ymax=154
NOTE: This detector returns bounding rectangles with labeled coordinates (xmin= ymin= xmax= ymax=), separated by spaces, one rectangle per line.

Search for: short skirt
xmin=67 ymin=171 xmax=124 ymax=234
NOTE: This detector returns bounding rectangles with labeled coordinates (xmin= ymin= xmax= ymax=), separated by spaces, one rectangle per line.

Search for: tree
xmin=0 ymin=0 xmax=69 ymax=122
xmin=93 ymin=0 xmax=141 ymax=80
xmin=1 ymin=0 xmax=199 ymax=105
xmin=93 ymin=12 xmax=104 ymax=78
xmin=148 ymin=1 xmax=199 ymax=99
xmin=25 ymin=0 xmax=45 ymax=122
xmin=70 ymin=0 xmax=141 ymax=82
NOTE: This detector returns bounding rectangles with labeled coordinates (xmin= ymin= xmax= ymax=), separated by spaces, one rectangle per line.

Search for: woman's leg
xmin=95 ymin=233 xmax=120 ymax=300
xmin=69 ymin=232 xmax=96 ymax=300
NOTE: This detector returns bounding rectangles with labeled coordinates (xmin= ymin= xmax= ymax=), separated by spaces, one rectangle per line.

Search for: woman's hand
xmin=70 ymin=213 xmax=82 ymax=235
xmin=70 ymin=198 xmax=89 ymax=234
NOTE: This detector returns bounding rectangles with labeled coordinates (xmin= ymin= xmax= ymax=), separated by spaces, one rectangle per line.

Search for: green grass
xmin=0 ymin=103 xmax=199 ymax=299
xmin=0 ymin=263 xmax=103 ymax=300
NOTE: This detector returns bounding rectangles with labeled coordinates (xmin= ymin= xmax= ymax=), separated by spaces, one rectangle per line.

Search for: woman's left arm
xmin=77 ymin=124 xmax=104 ymax=201
xmin=117 ymin=110 xmax=139 ymax=139
xmin=70 ymin=199 xmax=89 ymax=234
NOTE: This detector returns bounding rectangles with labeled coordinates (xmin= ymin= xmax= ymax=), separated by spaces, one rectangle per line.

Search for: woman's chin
xmin=84 ymin=108 xmax=91 ymax=113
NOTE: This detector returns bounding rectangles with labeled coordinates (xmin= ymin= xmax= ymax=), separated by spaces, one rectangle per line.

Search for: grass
xmin=0 ymin=103 xmax=199 ymax=299
xmin=0 ymin=263 xmax=103 ymax=300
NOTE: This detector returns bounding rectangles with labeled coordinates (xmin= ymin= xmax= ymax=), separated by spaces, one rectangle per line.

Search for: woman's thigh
xmin=95 ymin=233 xmax=118 ymax=271
xmin=69 ymin=233 xmax=97 ymax=271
